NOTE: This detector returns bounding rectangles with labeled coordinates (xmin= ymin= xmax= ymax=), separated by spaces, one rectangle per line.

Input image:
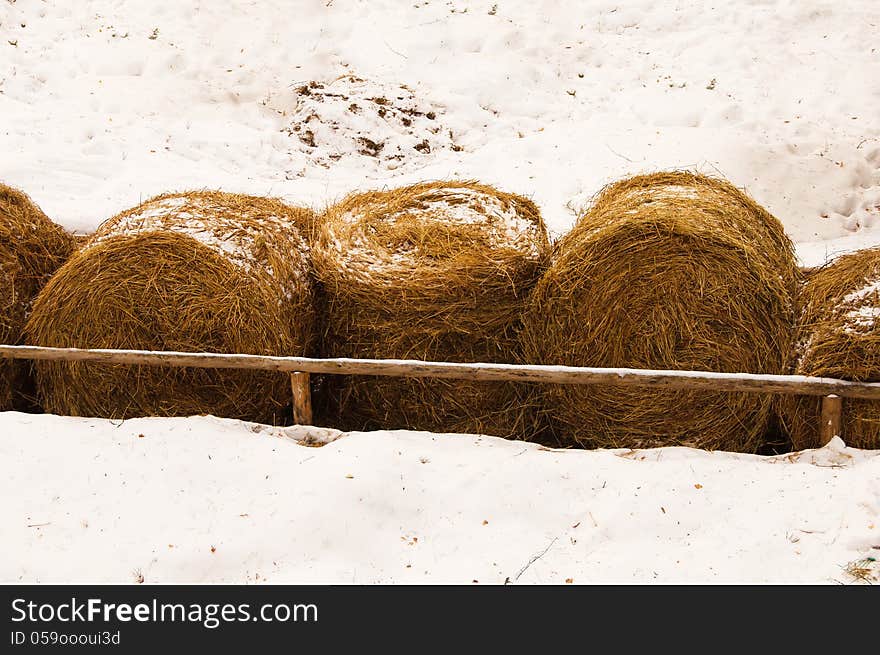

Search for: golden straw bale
xmin=25 ymin=191 xmax=315 ymax=423
xmin=312 ymin=180 xmax=551 ymax=436
xmin=780 ymin=247 xmax=880 ymax=449
xmin=0 ymin=182 xmax=75 ymax=410
xmin=521 ymin=171 xmax=800 ymax=451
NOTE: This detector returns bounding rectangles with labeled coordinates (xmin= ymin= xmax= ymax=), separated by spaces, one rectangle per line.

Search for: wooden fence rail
xmin=0 ymin=344 xmax=861 ymax=444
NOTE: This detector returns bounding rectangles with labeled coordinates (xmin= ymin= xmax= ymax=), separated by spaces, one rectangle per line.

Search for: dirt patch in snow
xmin=278 ymin=75 xmax=466 ymax=172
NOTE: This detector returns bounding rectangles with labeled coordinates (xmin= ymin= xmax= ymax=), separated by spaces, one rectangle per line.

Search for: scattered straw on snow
xmin=278 ymin=75 xmax=467 ymax=172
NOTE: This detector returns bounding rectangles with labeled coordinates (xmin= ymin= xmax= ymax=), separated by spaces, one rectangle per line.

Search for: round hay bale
xmin=780 ymin=247 xmax=880 ymax=449
xmin=0 ymin=248 xmax=26 ymax=410
xmin=25 ymin=191 xmax=316 ymax=423
xmin=0 ymin=183 xmax=75 ymax=410
xmin=312 ymin=180 xmax=551 ymax=436
xmin=521 ymin=171 xmax=800 ymax=451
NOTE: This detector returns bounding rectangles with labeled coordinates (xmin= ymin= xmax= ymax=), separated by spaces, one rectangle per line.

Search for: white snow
xmin=2 ymin=0 xmax=880 ymax=584
xmin=1 ymin=412 xmax=877 ymax=584
xmin=1 ymin=0 xmax=877 ymax=262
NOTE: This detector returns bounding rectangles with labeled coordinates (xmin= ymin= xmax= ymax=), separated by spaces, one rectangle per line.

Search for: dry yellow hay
xmin=0 ymin=182 xmax=75 ymax=410
xmin=521 ymin=171 xmax=801 ymax=451
xmin=25 ymin=191 xmax=316 ymax=423
xmin=312 ymin=180 xmax=551 ymax=436
xmin=780 ymin=247 xmax=880 ymax=449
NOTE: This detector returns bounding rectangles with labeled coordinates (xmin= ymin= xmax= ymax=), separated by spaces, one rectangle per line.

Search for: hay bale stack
xmin=313 ymin=180 xmax=551 ymax=436
xmin=521 ymin=172 xmax=800 ymax=451
xmin=1 ymin=183 xmax=75 ymax=410
xmin=25 ymin=191 xmax=315 ymax=423
xmin=781 ymin=247 xmax=880 ymax=449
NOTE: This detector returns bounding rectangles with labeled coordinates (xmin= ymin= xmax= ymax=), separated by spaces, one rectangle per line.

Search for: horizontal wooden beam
xmin=2 ymin=344 xmax=880 ymax=399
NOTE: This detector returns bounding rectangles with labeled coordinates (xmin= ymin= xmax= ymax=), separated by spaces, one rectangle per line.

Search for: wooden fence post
xmin=819 ymin=394 xmax=842 ymax=445
xmin=290 ymin=372 xmax=313 ymax=425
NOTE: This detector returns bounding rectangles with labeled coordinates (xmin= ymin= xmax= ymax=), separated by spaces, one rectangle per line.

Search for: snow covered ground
xmin=2 ymin=412 xmax=878 ymax=584
xmin=1 ymin=0 xmax=879 ymax=264
xmin=2 ymin=1 xmax=880 ymax=583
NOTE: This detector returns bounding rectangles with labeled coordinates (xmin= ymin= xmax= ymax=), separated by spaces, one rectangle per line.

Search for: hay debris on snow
xmin=278 ymin=75 xmax=468 ymax=173
xmin=781 ymin=247 xmax=880 ymax=449
xmin=25 ymin=191 xmax=316 ymax=424
xmin=313 ymin=180 xmax=550 ymax=436
xmin=521 ymin=171 xmax=800 ymax=452
xmin=0 ymin=182 xmax=75 ymax=410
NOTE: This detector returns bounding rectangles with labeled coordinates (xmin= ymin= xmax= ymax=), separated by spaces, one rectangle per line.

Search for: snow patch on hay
xmin=89 ymin=195 xmax=310 ymax=299
xmin=332 ymin=186 xmax=545 ymax=274
xmin=841 ymin=279 xmax=880 ymax=306
xmin=828 ymin=278 xmax=880 ymax=335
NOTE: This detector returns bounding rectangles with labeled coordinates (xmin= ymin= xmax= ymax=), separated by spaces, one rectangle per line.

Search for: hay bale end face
xmin=313 ymin=180 xmax=551 ymax=436
xmin=25 ymin=191 xmax=316 ymax=424
xmin=521 ymin=171 xmax=800 ymax=452
xmin=781 ymin=247 xmax=880 ymax=449
xmin=0 ymin=183 xmax=75 ymax=410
